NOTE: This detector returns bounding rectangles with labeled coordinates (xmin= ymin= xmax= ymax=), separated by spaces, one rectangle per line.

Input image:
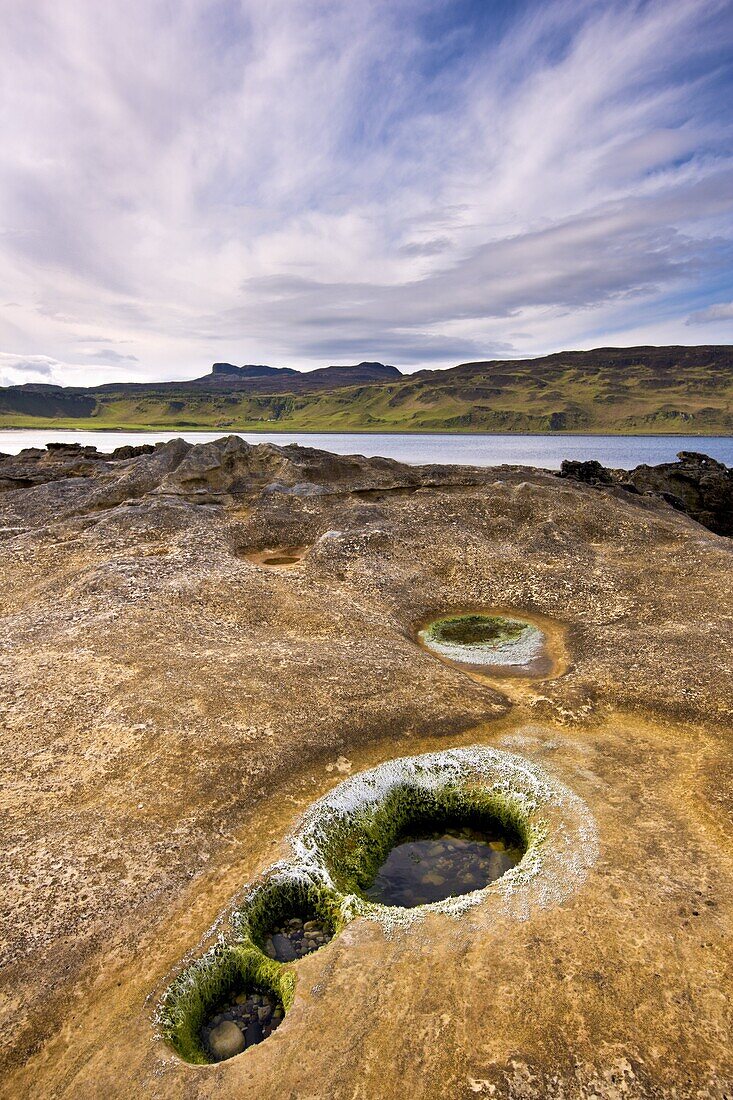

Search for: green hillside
xmin=1 ymin=346 xmax=731 ymax=434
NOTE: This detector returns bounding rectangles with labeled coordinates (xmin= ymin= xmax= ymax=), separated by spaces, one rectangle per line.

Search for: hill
xmin=1 ymin=346 xmax=731 ymax=434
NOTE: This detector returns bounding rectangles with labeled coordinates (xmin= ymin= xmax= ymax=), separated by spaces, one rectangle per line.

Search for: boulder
xmin=558 ymin=459 xmax=613 ymax=485
xmin=208 ymin=1020 xmax=245 ymax=1060
xmin=271 ymin=933 xmax=297 ymax=961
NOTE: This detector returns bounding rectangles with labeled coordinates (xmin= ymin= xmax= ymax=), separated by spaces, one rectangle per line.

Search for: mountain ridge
xmin=1 ymin=346 xmax=731 ymax=434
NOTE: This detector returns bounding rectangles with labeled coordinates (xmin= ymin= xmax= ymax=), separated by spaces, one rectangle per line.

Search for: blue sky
xmin=1 ymin=0 xmax=732 ymax=385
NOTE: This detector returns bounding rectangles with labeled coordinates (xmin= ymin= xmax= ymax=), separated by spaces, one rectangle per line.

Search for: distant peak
xmin=210 ymin=363 xmax=297 ymax=377
xmin=326 ymin=362 xmax=402 ymax=377
xmin=211 ymin=362 xmax=241 ymax=375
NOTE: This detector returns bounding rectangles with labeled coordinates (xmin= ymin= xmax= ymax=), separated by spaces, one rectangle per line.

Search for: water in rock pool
xmin=263 ymin=916 xmax=332 ymax=961
xmin=364 ymin=826 xmax=523 ymax=907
xmin=201 ymin=989 xmax=283 ymax=1061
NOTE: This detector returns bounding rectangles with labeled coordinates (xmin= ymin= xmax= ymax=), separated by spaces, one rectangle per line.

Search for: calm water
xmin=1 ymin=428 xmax=732 ymax=470
xmin=364 ymin=827 xmax=523 ymax=907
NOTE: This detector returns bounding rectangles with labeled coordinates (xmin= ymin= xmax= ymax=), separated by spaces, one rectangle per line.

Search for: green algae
xmin=418 ymin=613 xmax=545 ymax=669
xmin=428 ymin=614 xmax=526 ymax=648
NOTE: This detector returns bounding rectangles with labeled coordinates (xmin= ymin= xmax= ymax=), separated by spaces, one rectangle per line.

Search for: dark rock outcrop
xmin=110 ymin=443 xmax=156 ymax=461
xmin=559 ymin=451 xmax=733 ymax=535
xmin=556 ymin=459 xmax=613 ymax=486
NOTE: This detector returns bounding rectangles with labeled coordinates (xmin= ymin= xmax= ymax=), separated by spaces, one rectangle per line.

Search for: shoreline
xmin=1 ymin=425 xmax=732 ymax=439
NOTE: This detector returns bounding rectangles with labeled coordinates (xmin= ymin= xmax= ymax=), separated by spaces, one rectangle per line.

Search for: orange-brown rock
xmin=1 ymin=437 xmax=731 ymax=1099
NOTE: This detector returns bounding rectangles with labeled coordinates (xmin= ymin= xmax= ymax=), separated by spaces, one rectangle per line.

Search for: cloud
xmin=0 ymin=355 xmax=57 ymax=387
xmin=296 ymin=331 xmax=512 ymax=365
xmin=0 ymin=0 xmax=731 ymax=383
xmin=398 ymin=237 xmax=453 ymax=258
xmin=80 ymin=348 xmax=139 ymax=364
xmin=0 ymin=352 xmax=141 ymax=388
xmin=686 ymin=301 xmax=733 ymax=324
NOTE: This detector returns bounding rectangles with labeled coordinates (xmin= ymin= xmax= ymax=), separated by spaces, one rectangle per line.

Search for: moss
xmin=158 ymin=943 xmax=296 ymax=1065
xmin=232 ymin=871 xmax=345 ymax=950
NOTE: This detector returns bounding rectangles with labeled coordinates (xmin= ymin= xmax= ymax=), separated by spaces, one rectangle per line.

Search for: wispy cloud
xmin=0 ymin=0 xmax=731 ymax=383
xmin=686 ymin=300 xmax=733 ymax=323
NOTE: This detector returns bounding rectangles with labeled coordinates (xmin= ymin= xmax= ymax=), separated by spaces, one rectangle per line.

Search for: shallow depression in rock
xmin=418 ymin=612 xmax=548 ymax=675
xmin=363 ymin=823 xmax=524 ymax=907
xmin=240 ymin=545 xmax=309 ymax=567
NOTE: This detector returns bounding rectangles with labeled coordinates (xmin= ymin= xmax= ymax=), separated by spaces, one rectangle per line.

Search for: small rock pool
xmin=417 ymin=612 xmax=553 ymax=677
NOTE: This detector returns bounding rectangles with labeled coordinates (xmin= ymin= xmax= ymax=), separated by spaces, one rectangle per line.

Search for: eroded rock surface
xmin=1 ymin=437 xmax=732 ymax=1099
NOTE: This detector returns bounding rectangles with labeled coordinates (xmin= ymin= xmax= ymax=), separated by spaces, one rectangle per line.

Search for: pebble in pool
xmin=201 ymin=990 xmax=284 ymax=1061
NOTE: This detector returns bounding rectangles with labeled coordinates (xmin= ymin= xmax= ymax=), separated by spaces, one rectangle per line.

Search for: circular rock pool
xmin=418 ymin=612 xmax=551 ymax=676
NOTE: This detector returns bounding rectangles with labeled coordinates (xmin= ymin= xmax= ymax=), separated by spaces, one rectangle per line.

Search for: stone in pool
xmin=200 ymin=989 xmax=283 ymax=1061
xmin=363 ymin=825 xmax=524 ymax=908
xmin=271 ymin=932 xmax=297 ymax=961
xmin=208 ymin=1020 xmax=245 ymax=1060
xmin=263 ymin=916 xmax=332 ymax=961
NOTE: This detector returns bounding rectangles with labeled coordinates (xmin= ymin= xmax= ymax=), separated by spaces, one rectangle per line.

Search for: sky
xmin=1 ymin=0 xmax=732 ymax=387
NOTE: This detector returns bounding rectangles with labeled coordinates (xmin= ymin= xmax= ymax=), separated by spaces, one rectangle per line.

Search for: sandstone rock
xmin=3 ymin=436 xmax=733 ymax=1099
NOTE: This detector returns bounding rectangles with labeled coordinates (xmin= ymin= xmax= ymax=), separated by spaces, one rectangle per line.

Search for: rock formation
xmin=558 ymin=450 xmax=733 ymax=535
xmin=1 ymin=438 xmax=732 ymax=1099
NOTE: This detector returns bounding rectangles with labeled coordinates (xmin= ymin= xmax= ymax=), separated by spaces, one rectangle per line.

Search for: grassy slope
xmin=2 ymin=354 xmax=732 ymax=433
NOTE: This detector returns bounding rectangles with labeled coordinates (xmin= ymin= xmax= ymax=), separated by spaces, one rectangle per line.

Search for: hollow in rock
xmin=417 ymin=612 xmax=554 ymax=677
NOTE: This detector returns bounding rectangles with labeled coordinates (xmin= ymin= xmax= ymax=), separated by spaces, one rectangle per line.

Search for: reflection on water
xmin=364 ymin=826 xmax=523 ymax=907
